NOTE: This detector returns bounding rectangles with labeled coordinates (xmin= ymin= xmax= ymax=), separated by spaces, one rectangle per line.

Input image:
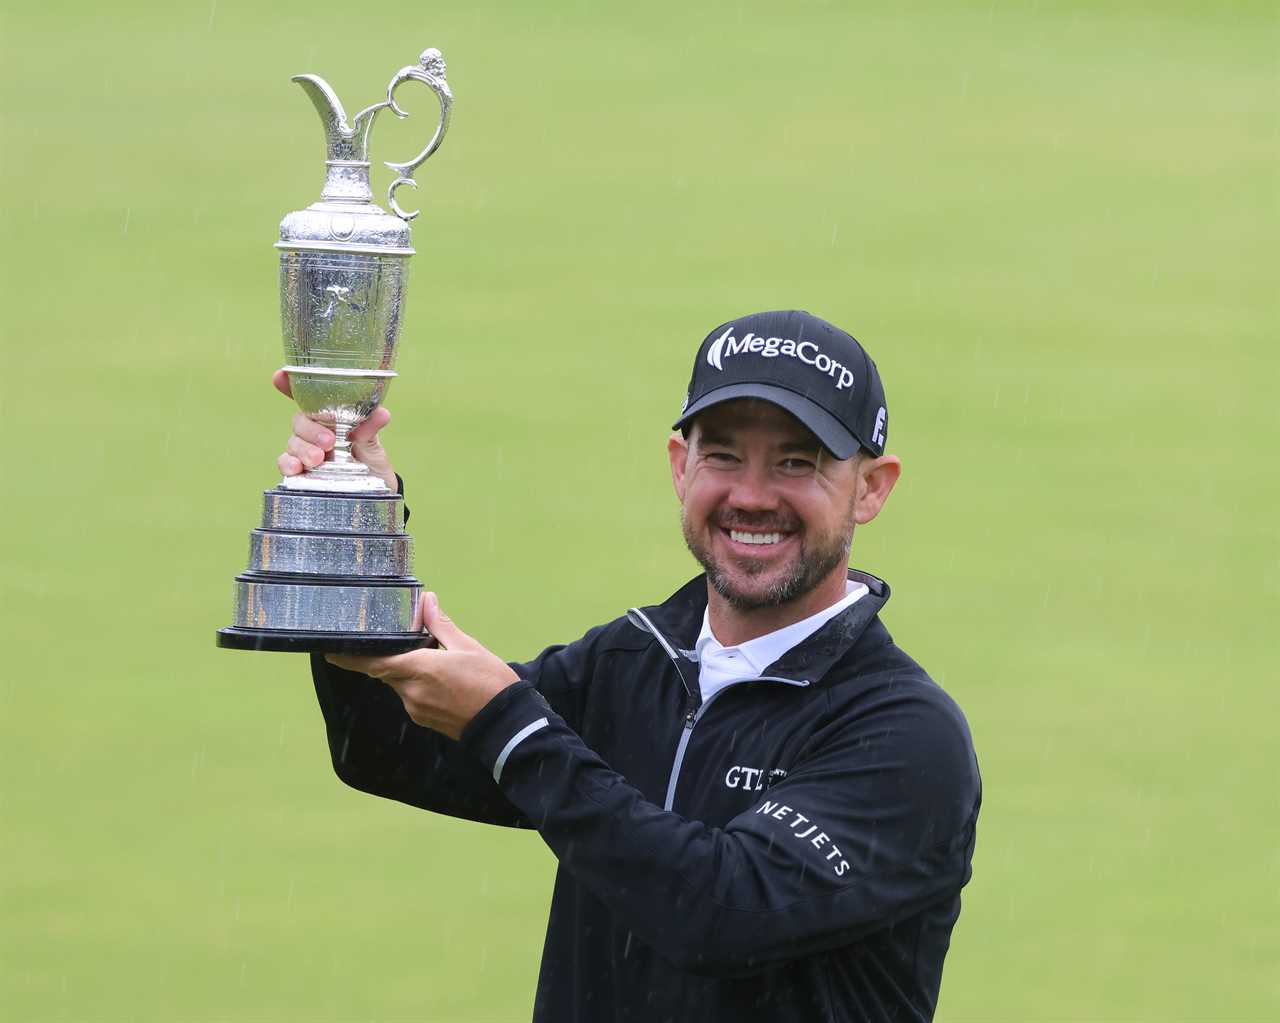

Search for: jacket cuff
xmin=459 ymin=681 xmax=554 ymax=784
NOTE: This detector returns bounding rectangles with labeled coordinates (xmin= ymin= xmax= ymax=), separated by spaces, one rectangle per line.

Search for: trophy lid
xmin=278 ymin=49 xmax=452 ymax=255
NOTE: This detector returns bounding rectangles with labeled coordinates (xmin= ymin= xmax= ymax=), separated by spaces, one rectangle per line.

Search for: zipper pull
xmin=684 ymin=709 xmax=695 ymax=727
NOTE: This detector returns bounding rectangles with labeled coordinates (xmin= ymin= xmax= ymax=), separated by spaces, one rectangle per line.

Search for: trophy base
xmin=221 ymin=487 xmax=423 ymax=654
xmin=260 ymin=487 xmax=404 ymax=534
xmin=228 ymin=571 xmax=422 ymax=634
xmin=216 ymin=627 xmax=433 ymax=654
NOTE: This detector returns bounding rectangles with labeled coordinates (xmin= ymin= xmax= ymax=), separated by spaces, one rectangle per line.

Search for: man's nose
xmin=726 ymin=462 xmax=779 ymax=511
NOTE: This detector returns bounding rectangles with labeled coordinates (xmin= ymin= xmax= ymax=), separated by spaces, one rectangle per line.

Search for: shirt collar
xmin=696 ymin=578 xmax=870 ymax=675
xmin=632 ymin=569 xmax=893 ymax=693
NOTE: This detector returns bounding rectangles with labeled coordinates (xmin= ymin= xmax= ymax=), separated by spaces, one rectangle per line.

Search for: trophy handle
xmin=381 ymin=48 xmax=453 ymax=221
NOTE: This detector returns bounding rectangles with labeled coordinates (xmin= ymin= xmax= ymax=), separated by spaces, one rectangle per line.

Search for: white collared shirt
xmin=695 ymin=579 xmax=869 ymax=704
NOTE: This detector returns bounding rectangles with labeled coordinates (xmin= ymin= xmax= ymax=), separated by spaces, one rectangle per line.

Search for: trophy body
xmin=217 ymin=49 xmax=452 ymax=653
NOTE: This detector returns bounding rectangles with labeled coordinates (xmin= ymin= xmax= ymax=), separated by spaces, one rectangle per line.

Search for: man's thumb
xmin=421 ymin=591 xmax=478 ymax=651
xmin=350 ymin=406 xmax=391 ymax=446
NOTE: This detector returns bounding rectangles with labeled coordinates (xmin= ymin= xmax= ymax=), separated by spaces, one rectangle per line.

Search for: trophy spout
xmin=291 ymin=74 xmax=385 ymax=162
xmin=292 ymin=74 xmax=389 ymax=202
xmin=293 ymin=75 xmax=349 ymax=153
xmin=288 ymin=51 xmax=452 ymax=216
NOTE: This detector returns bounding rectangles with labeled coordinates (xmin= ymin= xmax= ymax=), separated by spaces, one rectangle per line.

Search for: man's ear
xmin=853 ymin=454 xmax=902 ymax=525
xmin=668 ymin=431 xmax=690 ymax=502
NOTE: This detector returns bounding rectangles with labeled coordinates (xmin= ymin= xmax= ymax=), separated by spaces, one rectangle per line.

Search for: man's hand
xmin=272 ymin=369 xmax=398 ymax=491
xmin=326 ymin=592 xmax=520 ymax=740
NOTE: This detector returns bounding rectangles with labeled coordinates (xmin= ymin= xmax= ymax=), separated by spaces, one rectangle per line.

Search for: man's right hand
xmin=272 ymin=369 xmax=399 ymax=491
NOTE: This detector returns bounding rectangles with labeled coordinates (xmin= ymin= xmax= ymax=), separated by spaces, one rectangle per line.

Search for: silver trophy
xmin=217 ymin=49 xmax=452 ymax=653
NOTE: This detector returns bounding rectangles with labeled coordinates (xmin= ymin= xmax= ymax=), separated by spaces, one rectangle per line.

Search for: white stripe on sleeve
xmin=492 ymin=717 xmax=549 ymax=784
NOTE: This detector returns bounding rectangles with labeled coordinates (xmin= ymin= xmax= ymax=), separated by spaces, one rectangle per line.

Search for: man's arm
xmin=471 ymin=681 xmax=977 ymax=978
xmin=273 ymin=372 xmax=539 ymax=824
xmin=458 ymin=677 xmax=980 ymax=975
xmin=312 ymin=655 xmax=526 ymax=826
xmin=335 ymin=600 xmax=981 ymax=975
xmin=314 ymin=603 xmax=598 ymax=828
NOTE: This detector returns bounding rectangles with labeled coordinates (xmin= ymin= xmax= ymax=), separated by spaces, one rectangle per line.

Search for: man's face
xmin=669 ymin=400 xmax=863 ymax=612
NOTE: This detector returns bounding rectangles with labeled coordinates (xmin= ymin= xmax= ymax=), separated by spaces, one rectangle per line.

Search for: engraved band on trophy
xmin=217 ymin=48 xmax=452 ymax=653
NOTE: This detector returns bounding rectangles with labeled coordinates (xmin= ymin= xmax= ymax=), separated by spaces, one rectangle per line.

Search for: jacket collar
xmin=633 ymin=568 xmax=891 ymax=687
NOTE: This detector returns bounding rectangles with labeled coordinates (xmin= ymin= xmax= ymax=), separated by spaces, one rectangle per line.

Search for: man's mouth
xmin=728 ymin=529 xmax=785 ymax=546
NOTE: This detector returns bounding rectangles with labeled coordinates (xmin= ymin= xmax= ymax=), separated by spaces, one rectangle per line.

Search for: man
xmin=279 ymin=310 xmax=981 ymax=1022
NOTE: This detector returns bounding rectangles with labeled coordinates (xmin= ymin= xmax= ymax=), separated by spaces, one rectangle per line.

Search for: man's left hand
xmin=326 ymin=592 xmax=519 ymax=740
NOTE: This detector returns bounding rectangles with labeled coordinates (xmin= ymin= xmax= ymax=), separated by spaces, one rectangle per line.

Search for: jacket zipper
xmin=628 ymin=607 xmax=810 ymax=812
xmin=661 ymin=675 xmax=809 ymax=810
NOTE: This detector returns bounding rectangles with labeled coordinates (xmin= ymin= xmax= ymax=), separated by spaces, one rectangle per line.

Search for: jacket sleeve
xmin=311 ymin=628 xmax=598 ymax=828
xmin=458 ymin=679 xmax=981 ymax=975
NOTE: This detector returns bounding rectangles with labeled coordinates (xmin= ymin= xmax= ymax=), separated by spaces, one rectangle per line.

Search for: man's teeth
xmin=729 ymin=529 xmax=783 ymax=545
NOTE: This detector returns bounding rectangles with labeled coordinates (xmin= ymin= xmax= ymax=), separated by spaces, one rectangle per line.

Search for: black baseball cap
xmin=673 ymin=310 xmax=888 ymax=459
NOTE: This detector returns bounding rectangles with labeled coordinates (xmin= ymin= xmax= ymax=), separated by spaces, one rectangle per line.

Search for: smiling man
xmin=295 ymin=310 xmax=981 ymax=1022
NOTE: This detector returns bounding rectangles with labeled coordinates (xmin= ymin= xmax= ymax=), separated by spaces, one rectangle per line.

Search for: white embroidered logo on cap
xmin=872 ymin=406 xmax=886 ymax=446
xmin=706 ymin=327 xmax=855 ymax=390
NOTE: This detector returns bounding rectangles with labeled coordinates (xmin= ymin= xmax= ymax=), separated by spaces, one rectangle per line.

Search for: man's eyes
xmin=701 ymin=451 xmax=815 ymax=474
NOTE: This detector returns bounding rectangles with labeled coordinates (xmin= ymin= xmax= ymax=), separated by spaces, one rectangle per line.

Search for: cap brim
xmin=673 ymin=383 xmax=861 ymax=460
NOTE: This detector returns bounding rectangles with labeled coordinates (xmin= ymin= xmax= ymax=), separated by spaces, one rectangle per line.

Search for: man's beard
xmin=681 ymin=505 xmax=855 ymax=612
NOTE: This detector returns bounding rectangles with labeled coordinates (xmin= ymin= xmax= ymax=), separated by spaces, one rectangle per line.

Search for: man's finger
xmin=278 ymin=452 xmax=305 ymax=477
xmin=325 ymin=652 xmax=395 ymax=676
xmin=420 ymin=592 xmax=482 ymax=652
xmin=292 ymin=412 xmax=335 ymax=449
xmin=272 ymin=368 xmax=293 ymax=398
xmin=287 ymin=434 xmax=326 ymax=469
xmin=325 ymin=647 xmax=439 ymax=679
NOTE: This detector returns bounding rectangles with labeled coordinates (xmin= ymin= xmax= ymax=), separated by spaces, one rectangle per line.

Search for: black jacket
xmin=311 ymin=569 xmax=981 ymax=1022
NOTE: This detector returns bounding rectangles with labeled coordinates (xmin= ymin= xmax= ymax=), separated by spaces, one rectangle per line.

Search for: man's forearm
xmin=312 ymin=654 xmax=528 ymax=827
xmin=458 ymin=681 xmax=979 ymax=976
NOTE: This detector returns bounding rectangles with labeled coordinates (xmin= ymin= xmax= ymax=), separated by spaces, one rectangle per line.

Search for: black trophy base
xmin=216 ymin=627 xmax=434 ymax=654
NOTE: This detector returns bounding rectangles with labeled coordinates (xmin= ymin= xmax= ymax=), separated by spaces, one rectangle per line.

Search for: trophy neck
xmin=321 ymin=161 xmax=374 ymax=203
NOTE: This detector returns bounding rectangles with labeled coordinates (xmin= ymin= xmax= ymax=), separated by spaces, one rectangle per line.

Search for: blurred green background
xmin=3 ymin=0 xmax=1276 ymax=1019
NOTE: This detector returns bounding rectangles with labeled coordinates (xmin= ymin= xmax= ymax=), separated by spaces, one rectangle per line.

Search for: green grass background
xmin=2 ymin=0 xmax=1276 ymax=1019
